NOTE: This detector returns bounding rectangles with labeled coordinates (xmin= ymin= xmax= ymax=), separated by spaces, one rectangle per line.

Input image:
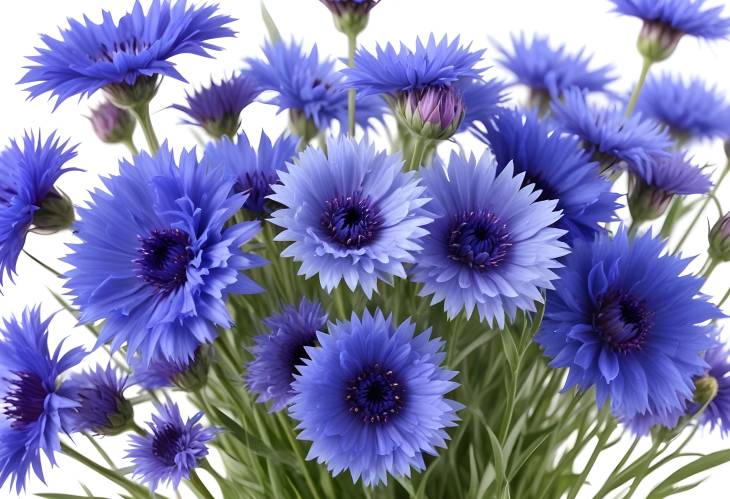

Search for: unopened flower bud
xmin=709 ymin=213 xmax=730 ymax=262
xmin=172 ymin=345 xmax=212 ymax=392
xmin=321 ymin=1 xmax=380 ymax=36
xmin=637 ymin=21 xmax=683 ymax=63
xmin=90 ymin=101 xmax=136 ymax=144
xmin=627 ymin=173 xmax=673 ymax=223
xmin=694 ymin=374 xmax=719 ymax=407
xmin=31 ymin=188 xmax=74 ymax=234
xmin=396 ymin=86 xmax=465 ymax=141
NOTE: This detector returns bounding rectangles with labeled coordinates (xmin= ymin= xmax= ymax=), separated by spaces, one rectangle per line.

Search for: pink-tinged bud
xmin=396 ymin=86 xmax=465 ymax=141
xmin=709 ymin=213 xmax=730 ymax=263
xmin=321 ymin=1 xmax=380 ymax=35
xmin=627 ymin=174 xmax=673 ymax=223
xmin=637 ymin=21 xmax=683 ymax=63
xmin=90 ymin=100 xmax=136 ymax=144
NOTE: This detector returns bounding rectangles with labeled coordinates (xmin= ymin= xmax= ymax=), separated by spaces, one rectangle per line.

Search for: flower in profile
xmin=246 ymin=299 xmax=327 ymax=412
xmin=628 ymin=153 xmax=712 ymax=223
xmin=65 ymin=144 xmax=266 ymax=363
xmin=0 ymin=131 xmax=77 ymax=285
xmin=203 ymin=131 xmax=298 ymax=214
xmin=269 ymin=136 xmax=432 ymax=298
xmin=552 ymin=88 xmax=672 ymax=178
xmin=535 ymin=228 xmax=722 ymax=423
xmin=344 ymin=35 xmax=496 ymax=139
xmin=127 ymin=401 xmax=217 ymax=491
xmin=0 ymin=307 xmax=85 ymax=492
xmin=635 ymin=73 xmax=730 ymax=143
xmin=65 ymin=365 xmax=132 ymax=436
xmin=475 ymin=109 xmax=620 ymax=242
xmin=20 ymin=0 xmax=236 ymax=108
xmin=412 ymin=151 xmax=569 ymax=326
xmin=89 ymin=100 xmax=136 ymax=145
xmin=699 ymin=342 xmax=730 ymax=434
xmin=172 ymin=74 xmax=261 ymax=139
xmin=244 ymin=39 xmax=385 ymax=137
xmin=289 ymin=310 xmax=461 ymax=486
xmin=130 ymin=348 xmax=210 ymax=392
xmin=496 ymin=34 xmax=615 ymax=113
xmin=609 ymin=0 xmax=730 ymax=61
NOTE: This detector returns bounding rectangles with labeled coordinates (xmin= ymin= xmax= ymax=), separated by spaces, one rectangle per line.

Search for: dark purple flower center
xmin=135 ymin=228 xmax=193 ymax=295
xmin=152 ymin=423 xmax=184 ymax=466
xmin=447 ymin=210 xmax=512 ymax=271
xmin=595 ymin=290 xmax=654 ymax=353
xmin=287 ymin=337 xmax=316 ymax=383
xmin=321 ymin=191 xmax=383 ymax=249
xmin=2 ymin=371 xmax=48 ymax=429
xmin=93 ymin=38 xmax=151 ymax=63
xmin=236 ymin=170 xmax=278 ymax=213
xmin=346 ymin=364 xmax=404 ymax=424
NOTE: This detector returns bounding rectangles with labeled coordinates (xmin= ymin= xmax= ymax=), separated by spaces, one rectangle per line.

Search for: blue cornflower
xmin=20 ymin=0 xmax=235 ymax=108
xmin=0 ymin=307 xmax=85 ymax=492
xmin=635 ymin=73 xmax=730 ymax=142
xmin=289 ymin=310 xmax=461 ymax=486
xmin=65 ymin=144 xmax=266 ymax=363
xmin=475 ymin=109 xmax=620 ymax=243
xmin=412 ymin=151 xmax=569 ymax=326
xmin=203 ymin=131 xmax=298 ymax=214
xmin=65 ymin=365 xmax=132 ymax=436
xmin=459 ymin=77 xmax=509 ymax=128
xmin=0 ymin=131 xmax=78 ymax=285
xmin=344 ymin=35 xmax=492 ymax=138
xmin=552 ymin=88 xmax=672 ymax=179
xmin=535 ymin=228 xmax=722 ymax=423
xmin=628 ymin=153 xmax=712 ymax=222
xmin=127 ymin=401 xmax=217 ymax=491
xmin=244 ymin=39 xmax=385 ymax=133
xmin=700 ymin=342 xmax=730 ymax=434
xmin=269 ymin=137 xmax=432 ymax=298
xmin=246 ymin=299 xmax=328 ymax=412
xmin=496 ymin=34 xmax=615 ymax=110
xmin=172 ymin=74 xmax=261 ymax=139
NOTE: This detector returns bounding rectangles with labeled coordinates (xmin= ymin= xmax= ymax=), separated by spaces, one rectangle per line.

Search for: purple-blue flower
xmin=0 ymin=307 xmax=85 ymax=492
xmin=172 ymin=74 xmax=261 ymax=139
xmin=65 ymin=144 xmax=266 ymax=363
xmin=0 ymin=131 xmax=78 ymax=286
xmin=701 ymin=342 xmax=730 ymax=434
xmin=244 ymin=39 xmax=385 ymax=132
xmin=412 ymin=151 xmax=569 ymax=326
xmin=203 ymin=131 xmax=298 ymax=214
xmin=321 ymin=0 xmax=380 ymax=16
xmin=289 ymin=310 xmax=461 ymax=486
xmin=130 ymin=348 xmax=209 ymax=391
xmin=246 ymin=299 xmax=328 ymax=412
xmin=535 ymin=228 xmax=722 ymax=423
xmin=635 ymin=73 xmax=730 ymax=142
xmin=475 ymin=109 xmax=620 ymax=243
xmin=496 ymin=34 xmax=615 ymax=104
xmin=127 ymin=401 xmax=217 ymax=491
xmin=89 ymin=101 xmax=136 ymax=144
xmin=20 ymin=0 xmax=235 ymax=107
xmin=552 ymin=88 xmax=672 ymax=179
xmin=269 ymin=137 xmax=432 ymax=298
xmin=65 ymin=365 xmax=132 ymax=435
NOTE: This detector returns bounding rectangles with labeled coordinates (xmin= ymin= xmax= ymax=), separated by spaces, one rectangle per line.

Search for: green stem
xmin=123 ymin=137 xmax=139 ymax=156
xmin=347 ymin=31 xmax=357 ymax=137
xmin=83 ymin=432 xmax=117 ymax=469
xmin=674 ymin=158 xmax=730 ymax=254
xmin=719 ymin=287 xmax=730 ymax=307
xmin=628 ymin=218 xmax=642 ymax=238
xmin=188 ymin=469 xmax=216 ymax=499
xmin=567 ymin=419 xmax=615 ymax=499
xmin=407 ymin=135 xmax=430 ymax=171
xmin=131 ymin=421 xmax=147 ymax=436
xmin=594 ymin=436 xmax=640 ymax=499
xmin=625 ymin=57 xmax=652 ymax=117
xmin=131 ymin=102 xmax=160 ymax=153
xmin=702 ymin=260 xmax=719 ymax=279
xmin=625 ymin=437 xmax=662 ymax=498
xmin=22 ymin=249 xmax=62 ymax=277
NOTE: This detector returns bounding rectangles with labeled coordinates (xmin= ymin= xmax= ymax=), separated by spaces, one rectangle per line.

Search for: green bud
xmin=394 ymin=87 xmax=465 ymax=141
xmin=627 ymin=173 xmax=673 ymax=224
xmin=90 ymin=100 xmax=136 ymax=144
xmin=709 ymin=213 xmax=730 ymax=262
xmin=202 ymin=113 xmax=241 ymax=141
xmin=172 ymin=345 xmax=212 ymax=392
xmin=637 ymin=21 xmax=683 ymax=63
xmin=694 ymin=374 xmax=719 ymax=407
xmin=98 ymin=396 xmax=135 ymax=436
xmin=31 ymin=188 xmax=74 ymax=235
xmin=104 ymin=75 xmax=160 ymax=110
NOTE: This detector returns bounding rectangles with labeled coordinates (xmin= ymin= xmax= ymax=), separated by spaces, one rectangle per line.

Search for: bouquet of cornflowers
xmin=3 ymin=0 xmax=730 ymax=497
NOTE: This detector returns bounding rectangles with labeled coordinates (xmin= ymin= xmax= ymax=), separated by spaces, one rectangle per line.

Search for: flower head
xmin=700 ymin=342 xmax=730 ymax=434
xmin=172 ymin=74 xmax=261 ymax=139
xmin=628 ymin=153 xmax=712 ymax=222
xmin=246 ymin=299 xmax=328 ymax=412
xmin=203 ymin=131 xmax=298 ymax=213
xmin=552 ymin=88 xmax=672 ymax=178
xmin=65 ymin=144 xmax=266 ymax=363
xmin=635 ymin=73 xmax=730 ymax=143
xmin=0 ymin=131 xmax=77 ymax=285
xmin=496 ymin=34 xmax=615 ymax=112
xmin=244 ymin=39 xmax=385 ymax=134
xmin=20 ymin=0 xmax=235 ymax=108
xmin=130 ymin=348 xmax=210 ymax=392
xmin=65 ymin=365 xmax=132 ymax=436
xmin=476 ymin=109 xmax=620 ymax=243
xmin=127 ymin=401 xmax=217 ymax=491
xmin=412 ymin=151 xmax=569 ymax=326
xmin=89 ymin=101 xmax=136 ymax=144
xmin=0 ymin=307 xmax=85 ymax=492
xmin=269 ymin=137 xmax=432 ymax=298
xmin=535 ymin=228 xmax=722 ymax=423
xmin=289 ymin=310 xmax=461 ymax=486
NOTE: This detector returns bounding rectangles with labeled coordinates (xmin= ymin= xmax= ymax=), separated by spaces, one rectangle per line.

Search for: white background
xmin=1 ymin=0 xmax=729 ymax=497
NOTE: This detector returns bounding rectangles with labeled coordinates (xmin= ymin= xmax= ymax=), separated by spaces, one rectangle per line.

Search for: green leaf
xmin=38 ymin=495 xmax=109 ymax=499
xmin=507 ymin=432 xmax=551 ymax=480
xmin=498 ymin=328 xmax=519 ymax=373
xmin=648 ymin=450 xmax=730 ymax=498
xmin=486 ymin=425 xmax=507 ymax=495
xmin=260 ymin=2 xmax=282 ymax=43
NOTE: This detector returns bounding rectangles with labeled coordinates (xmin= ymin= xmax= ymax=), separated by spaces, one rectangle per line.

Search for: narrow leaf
xmin=260 ymin=2 xmax=282 ymax=43
xmin=648 ymin=450 xmax=730 ymax=498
